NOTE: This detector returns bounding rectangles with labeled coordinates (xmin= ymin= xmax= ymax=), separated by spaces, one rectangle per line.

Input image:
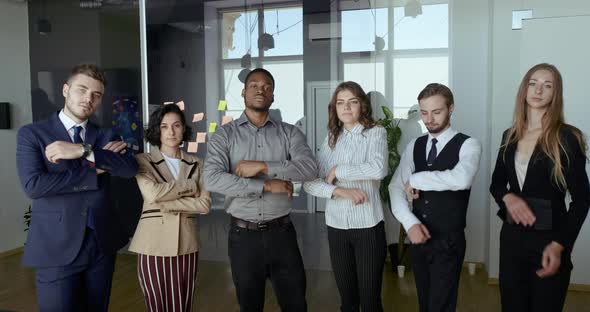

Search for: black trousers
xmin=327 ymin=221 xmax=386 ymax=312
xmin=411 ymin=231 xmax=466 ymax=312
xmin=228 ymin=220 xmax=307 ymax=312
xmin=499 ymin=224 xmax=572 ymax=312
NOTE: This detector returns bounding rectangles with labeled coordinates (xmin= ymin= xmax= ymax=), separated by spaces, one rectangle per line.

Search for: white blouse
xmin=162 ymin=152 xmax=181 ymax=180
xmin=515 ymin=150 xmax=530 ymax=190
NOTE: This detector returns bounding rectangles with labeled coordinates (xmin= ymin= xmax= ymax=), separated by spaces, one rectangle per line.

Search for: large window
xmin=392 ymin=55 xmax=448 ymax=118
xmin=220 ymin=5 xmax=303 ymax=124
xmin=341 ymin=8 xmax=389 ymax=53
xmin=392 ymin=4 xmax=448 ymax=50
xmin=222 ymin=11 xmax=259 ymax=59
xmin=342 ymin=2 xmax=449 ymax=119
xmin=343 ymin=59 xmax=386 ymax=95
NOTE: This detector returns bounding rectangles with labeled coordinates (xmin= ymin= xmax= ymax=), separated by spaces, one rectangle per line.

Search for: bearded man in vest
xmin=388 ymin=83 xmax=482 ymax=312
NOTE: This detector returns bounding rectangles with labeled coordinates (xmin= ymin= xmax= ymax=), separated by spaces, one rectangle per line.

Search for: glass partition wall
xmin=140 ymin=0 xmax=449 ymax=212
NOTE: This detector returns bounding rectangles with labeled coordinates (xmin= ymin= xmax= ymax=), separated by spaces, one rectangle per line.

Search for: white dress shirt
xmin=388 ymin=127 xmax=482 ymax=231
xmin=58 ymin=110 xmax=95 ymax=162
xmin=304 ymin=124 xmax=388 ymax=229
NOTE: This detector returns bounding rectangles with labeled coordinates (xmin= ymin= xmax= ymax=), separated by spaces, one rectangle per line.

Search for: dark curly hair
xmin=327 ymin=81 xmax=375 ymax=149
xmin=145 ymin=104 xmax=192 ymax=147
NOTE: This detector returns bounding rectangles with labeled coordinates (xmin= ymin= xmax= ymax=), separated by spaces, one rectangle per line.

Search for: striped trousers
xmin=137 ymin=252 xmax=198 ymax=312
xmin=327 ymin=221 xmax=386 ymax=312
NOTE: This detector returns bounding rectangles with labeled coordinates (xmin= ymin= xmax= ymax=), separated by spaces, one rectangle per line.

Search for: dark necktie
xmin=427 ymin=138 xmax=438 ymax=166
xmin=73 ymin=126 xmax=83 ymax=144
xmin=73 ymin=125 xmax=95 ymax=229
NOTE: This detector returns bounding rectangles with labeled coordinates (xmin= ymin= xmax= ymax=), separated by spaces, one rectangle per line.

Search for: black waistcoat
xmin=412 ymin=133 xmax=471 ymax=234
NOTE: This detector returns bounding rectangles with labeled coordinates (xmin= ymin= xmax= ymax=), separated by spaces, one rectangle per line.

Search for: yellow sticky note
xmin=218 ymin=100 xmax=227 ymax=111
xmin=187 ymin=142 xmax=198 ymax=153
xmin=221 ymin=115 xmax=234 ymax=125
xmin=208 ymin=122 xmax=217 ymax=133
xmin=175 ymin=100 xmax=185 ymax=111
xmin=192 ymin=113 xmax=204 ymax=122
xmin=196 ymin=132 xmax=206 ymax=143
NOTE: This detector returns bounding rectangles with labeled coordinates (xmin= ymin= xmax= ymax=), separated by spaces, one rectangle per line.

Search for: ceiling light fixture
xmin=404 ymin=0 xmax=422 ymax=18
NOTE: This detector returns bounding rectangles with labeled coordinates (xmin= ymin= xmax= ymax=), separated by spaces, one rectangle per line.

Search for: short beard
xmin=65 ymin=102 xmax=91 ymax=122
xmin=427 ymin=125 xmax=444 ymax=134
xmin=245 ymin=100 xmax=271 ymax=113
xmin=427 ymin=115 xmax=451 ymax=134
xmin=251 ymin=106 xmax=270 ymax=113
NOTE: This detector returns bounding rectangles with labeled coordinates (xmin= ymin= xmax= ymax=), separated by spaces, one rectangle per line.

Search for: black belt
xmin=230 ymin=215 xmax=291 ymax=231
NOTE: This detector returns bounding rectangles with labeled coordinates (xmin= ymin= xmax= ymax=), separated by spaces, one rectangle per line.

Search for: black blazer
xmin=490 ymin=127 xmax=590 ymax=252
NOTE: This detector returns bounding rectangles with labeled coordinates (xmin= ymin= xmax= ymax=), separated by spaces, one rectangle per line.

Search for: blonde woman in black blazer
xmin=490 ymin=63 xmax=589 ymax=312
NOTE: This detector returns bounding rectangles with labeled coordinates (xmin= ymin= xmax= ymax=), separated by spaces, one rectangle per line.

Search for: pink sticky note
xmin=187 ymin=142 xmax=198 ymax=153
xmin=192 ymin=113 xmax=204 ymax=122
xmin=222 ymin=115 xmax=234 ymax=125
xmin=175 ymin=100 xmax=185 ymax=111
xmin=196 ymin=132 xmax=206 ymax=143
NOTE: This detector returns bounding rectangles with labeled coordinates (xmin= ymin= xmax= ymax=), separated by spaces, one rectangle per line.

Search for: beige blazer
xmin=128 ymin=148 xmax=211 ymax=256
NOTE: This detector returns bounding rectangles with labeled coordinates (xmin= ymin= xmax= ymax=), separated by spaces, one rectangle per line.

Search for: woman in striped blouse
xmin=304 ymin=81 xmax=388 ymax=312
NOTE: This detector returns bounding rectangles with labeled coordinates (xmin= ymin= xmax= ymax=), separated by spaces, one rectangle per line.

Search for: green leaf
xmin=376 ymin=119 xmax=389 ymax=127
xmin=386 ymin=129 xmax=395 ymax=147
xmin=392 ymin=126 xmax=402 ymax=143
xmin=379 ymin=174 xmax=393 ymax=202
xmin=381 ymin=105 xmax=393 ymax=120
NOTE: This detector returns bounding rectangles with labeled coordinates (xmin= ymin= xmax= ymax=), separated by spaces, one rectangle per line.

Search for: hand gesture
xmin=236 ymin=160 xmax=267 ymax=178
xmin=405 ymin=181 xmax=420 ymax=202
xmin=45 ymin=141 xmax=83 ymax=164
xmin=536 ymin=241 xmax=564 ymax=278
xmin=333 ymin=187 xmax=368 ymax=205
xmin=263 ymin=179 xmax=293 ymax=199
xmin=503 ymin=193 xmax=536 ymax=226
xmin=407 ymin=223 xmax=431 ymax=244
xmin=326 ymin=166 xmax=337 ymax=185
xmin=102 ymin=141 xmax=127 ymax=154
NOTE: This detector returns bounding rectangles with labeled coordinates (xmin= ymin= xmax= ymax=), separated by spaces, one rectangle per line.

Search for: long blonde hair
xmin=503 ymin=63 xmax=587 ymax=190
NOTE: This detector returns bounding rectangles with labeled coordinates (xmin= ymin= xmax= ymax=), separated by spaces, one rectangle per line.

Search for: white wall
xmin=450 ymin=0 xmax=492 ymax=264
xmin=450 ymin=0 xmax=590 ymax=285
xmin=489 ymin=0 xmax=590 ymax=282
xmin=0 ymin=0 xmax=32 ymax=252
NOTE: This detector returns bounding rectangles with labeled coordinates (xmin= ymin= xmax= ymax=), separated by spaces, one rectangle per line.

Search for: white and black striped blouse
xmin=304 ymin=124 xmax=388 ymax=229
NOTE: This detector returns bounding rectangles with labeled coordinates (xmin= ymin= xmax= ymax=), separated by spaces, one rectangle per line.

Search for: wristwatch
xmin=81 ymin=143 xmax=93 ymax=158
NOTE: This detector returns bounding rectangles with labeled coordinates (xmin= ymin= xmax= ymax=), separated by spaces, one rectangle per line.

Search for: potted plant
xmin=375 ymin=106 xmax=410 ymax=268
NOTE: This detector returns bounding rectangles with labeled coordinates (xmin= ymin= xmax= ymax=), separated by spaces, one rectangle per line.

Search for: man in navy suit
xmin=16 ymin=64 xmax=138 ymax=311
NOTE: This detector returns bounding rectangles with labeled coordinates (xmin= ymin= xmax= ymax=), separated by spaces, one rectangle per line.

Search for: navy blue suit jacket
xmin=16 ymin=112 xmax=138 ymax=267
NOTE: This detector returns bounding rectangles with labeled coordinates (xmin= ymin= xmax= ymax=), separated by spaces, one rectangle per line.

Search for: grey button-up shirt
xmin=204 ymin=112 xmax=318 ymax=221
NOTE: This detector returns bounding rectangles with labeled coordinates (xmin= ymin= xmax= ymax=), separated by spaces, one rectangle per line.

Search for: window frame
xmin=340 ymin=2 xmax=449 ymax=118
xmin=218 ymin=3 xmax=304 ymax=117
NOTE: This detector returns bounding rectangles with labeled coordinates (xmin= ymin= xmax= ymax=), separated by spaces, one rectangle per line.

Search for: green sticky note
xmin=218 ymin=100 xmax=227 ymax=111
xmin=209 ymin=122 xmax=217 ymax=133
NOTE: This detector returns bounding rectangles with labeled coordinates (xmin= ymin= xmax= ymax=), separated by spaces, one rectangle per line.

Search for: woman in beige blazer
xmin=129 ymin=104 xmax=211 ymax=312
